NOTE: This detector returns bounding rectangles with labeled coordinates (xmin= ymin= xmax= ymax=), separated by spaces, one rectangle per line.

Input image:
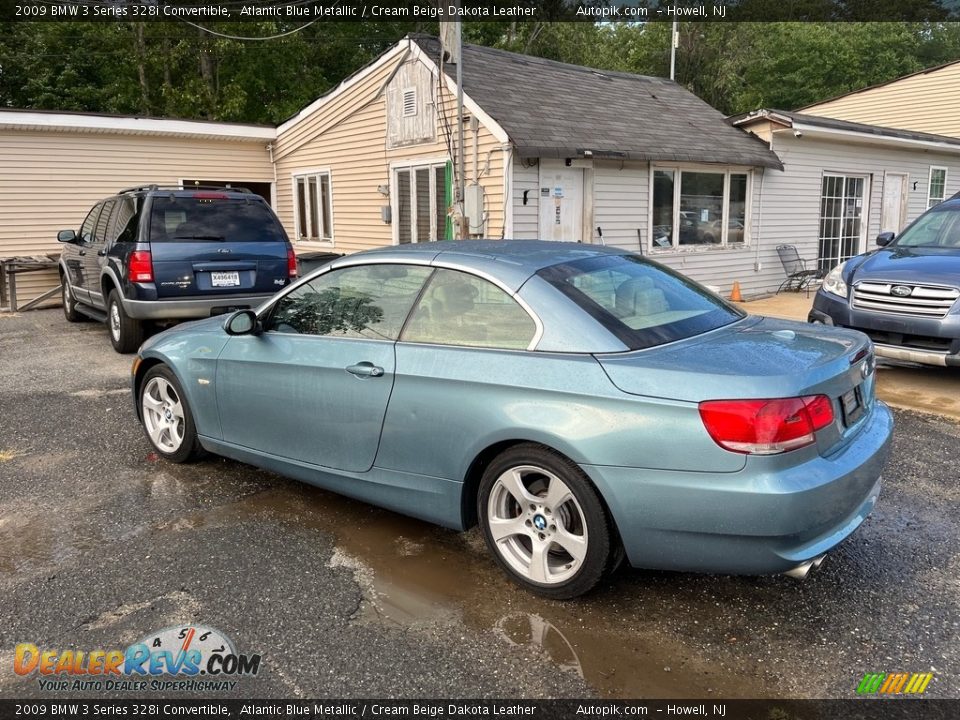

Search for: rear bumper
xmin=582 ymin=401 xmax=893 ymax=575
xmin=122 ymin=294 xmax=271 ymax=320
xmin=809 ymin=290 xmax=960 ymax=367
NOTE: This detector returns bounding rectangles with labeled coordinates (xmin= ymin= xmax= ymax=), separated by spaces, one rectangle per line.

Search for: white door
xmin=881 ymin=172 xmax=909 ymax=233
xmin=538 ymin=165 xmax=583 ymax=241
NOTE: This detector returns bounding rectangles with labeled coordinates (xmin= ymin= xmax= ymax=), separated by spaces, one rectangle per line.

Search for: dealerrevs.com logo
xmin=14 ymin=625 xmax=261 ymax=692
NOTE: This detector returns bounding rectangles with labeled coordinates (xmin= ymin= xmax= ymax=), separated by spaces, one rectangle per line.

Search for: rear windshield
xmin=537 ymin=254 xmax=744 ymax=350
xmin=148 ymin=196 xmax=287 ymax=243
xmin=893 ymin=205 xmax=960 ymax=248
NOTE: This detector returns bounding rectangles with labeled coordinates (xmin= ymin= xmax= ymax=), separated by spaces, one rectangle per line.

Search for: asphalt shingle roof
xmin=733 ymin=108 xmax=960 ymax=150
xmin=412 ymin=35 xmax=783 ymax=170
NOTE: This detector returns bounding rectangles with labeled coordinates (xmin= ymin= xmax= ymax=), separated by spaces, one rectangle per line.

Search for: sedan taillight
xmin=128 ymin=250 xmax=154 ymax=283
xmin=698 ymin=395 xmax=834 ymax=455
xmin=287 ymin=247 xmax=298 ymax=278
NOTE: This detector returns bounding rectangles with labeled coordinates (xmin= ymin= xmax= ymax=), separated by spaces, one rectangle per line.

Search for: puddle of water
xmin=139 ymin=481 xmax=767 ymax=699
xmin=0 ymin=459 xmax=192 ymax=576
xmin=0 ymin=447 xmax=767 ymax=698
xmin=0 ymin=509 xmax=108 ymax=575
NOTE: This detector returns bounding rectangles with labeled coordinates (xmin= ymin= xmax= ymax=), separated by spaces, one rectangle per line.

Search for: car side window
xmin=400 ymin=268 xmax=536 ymax=350
xmin=79 ymin=203 xmax=103 ymax=244
xmin=112 ymin=196 xmax=140 ymax=245
xmin=92 ymin=199 xmax=117 ymax=245
xmin=266 ymin=264 xmax=433 ymax=340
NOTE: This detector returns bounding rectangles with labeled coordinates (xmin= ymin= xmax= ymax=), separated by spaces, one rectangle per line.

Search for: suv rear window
xmin=538 ymin=254 xmax=744 ymax=350
xmin=148 ymin=196 xmax=287 ymax=243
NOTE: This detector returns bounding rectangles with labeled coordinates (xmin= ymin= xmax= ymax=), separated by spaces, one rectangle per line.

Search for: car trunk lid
xmin=148 ymin=194 xmax=290 ymax=298
xmin=596 ymin=317 xmax=877 ymax=450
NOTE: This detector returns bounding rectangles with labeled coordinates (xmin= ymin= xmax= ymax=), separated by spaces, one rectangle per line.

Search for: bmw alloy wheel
xmin=141 ymin=376 xmax=185 ymax=453
xmin=487 ymin=465 xmax=588 ymax=585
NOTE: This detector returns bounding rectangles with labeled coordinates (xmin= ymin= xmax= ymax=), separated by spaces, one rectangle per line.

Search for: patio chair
xmin=776 ymin=244 xmax=823 ymax=294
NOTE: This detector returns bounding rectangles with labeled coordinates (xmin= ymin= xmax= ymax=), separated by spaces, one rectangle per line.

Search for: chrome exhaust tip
xmin=784 ymin=554 xmax=827 ymax=580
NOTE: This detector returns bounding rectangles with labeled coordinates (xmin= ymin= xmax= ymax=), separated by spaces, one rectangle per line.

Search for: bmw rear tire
xmin=478 ymin=444 xmax=615 ymax=599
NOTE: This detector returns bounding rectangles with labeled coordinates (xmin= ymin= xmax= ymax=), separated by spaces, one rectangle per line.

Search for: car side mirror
xmin=57 ymin=229 xmax=77 ymax=243
xmin=876 ymin=232 xmax=895 ymax=247
xmin=224 ymin=309 xmax=261 ymax=336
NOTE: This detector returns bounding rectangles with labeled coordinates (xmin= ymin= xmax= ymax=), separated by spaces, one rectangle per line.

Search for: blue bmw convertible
xmin=131 ymin=241 xmax=892 ymax=598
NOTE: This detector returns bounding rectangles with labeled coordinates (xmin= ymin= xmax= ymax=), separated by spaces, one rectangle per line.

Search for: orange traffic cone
xmin=730 ymin=281 xmax=743 ymax=302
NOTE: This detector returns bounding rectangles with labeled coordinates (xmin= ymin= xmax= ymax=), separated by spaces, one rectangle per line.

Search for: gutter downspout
xmin=755 ymin=166 xmax=764 ymax=273
xmin=268 ymin=142 xmax=279 ymax=214
xmin=502 ymin=144 xmax=513 ymax=239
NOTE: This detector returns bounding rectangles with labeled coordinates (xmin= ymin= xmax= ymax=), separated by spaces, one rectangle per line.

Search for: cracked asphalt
xmin=0 ymin=309 xmax=957 ymax=700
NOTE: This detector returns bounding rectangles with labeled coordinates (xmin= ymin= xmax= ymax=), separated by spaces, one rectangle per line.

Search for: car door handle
xmin=345 ymin=362 xmax=384 ymax=378
xmin=78 ymin=250 xmax=86 ymax=256
xmin=97 ymin=249 xmax=106 ymax=256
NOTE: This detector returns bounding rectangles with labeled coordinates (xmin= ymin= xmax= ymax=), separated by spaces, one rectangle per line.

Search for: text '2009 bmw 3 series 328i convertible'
xmin=131 ymin=241 xmax=892 ymax=599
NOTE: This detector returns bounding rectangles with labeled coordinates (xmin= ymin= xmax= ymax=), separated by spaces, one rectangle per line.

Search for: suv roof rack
xmin=118 ymin=184 xmax=254 ymax=195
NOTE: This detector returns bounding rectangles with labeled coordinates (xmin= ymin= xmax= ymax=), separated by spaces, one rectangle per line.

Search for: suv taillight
xmin=287 ymin=247 xmax=298 ymax=278
xmin=128 ymin=250 xmax=154 ymax=283
xmin=698 ymin=395 xmax=834 ymax=455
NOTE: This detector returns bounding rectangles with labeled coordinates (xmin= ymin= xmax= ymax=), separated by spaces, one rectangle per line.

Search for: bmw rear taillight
xmin=128 ymin=250 xmax=154 ymax=283
xmin=698 ymin=395 xmax=835 ymax=455
xmin=287 ymin=247 xmax=298 ymax=278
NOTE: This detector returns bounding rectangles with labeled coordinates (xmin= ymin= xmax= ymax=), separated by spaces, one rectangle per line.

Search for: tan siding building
xmin=0 ymin=112 xmax=274 ymax=307
xmin=272 ymin=40 xmax=507 ymax=258
xmin=802 ymin=61 xmax=960 ymax=139
xmin=16 ymin=35 xmax=900 ymax=310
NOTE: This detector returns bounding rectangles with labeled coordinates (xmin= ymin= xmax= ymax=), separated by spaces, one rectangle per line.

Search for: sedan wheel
xmin=479 ymin=444 xmax=614 ymax=599
xmin=139 ymin=365 xmax=203 ymax=463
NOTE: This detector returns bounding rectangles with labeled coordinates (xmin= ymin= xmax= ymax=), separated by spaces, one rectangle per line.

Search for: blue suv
xmin=58 ymin=185 xmax=297 ymax=352
xmin=809 ymin=193 xmax=960 ymax=367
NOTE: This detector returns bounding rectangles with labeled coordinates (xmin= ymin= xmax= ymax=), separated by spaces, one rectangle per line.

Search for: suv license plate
xmin=211 ymin=271 xmax=240 ymax=288
xmin=841 ymin=386 xmax=864 ymax=426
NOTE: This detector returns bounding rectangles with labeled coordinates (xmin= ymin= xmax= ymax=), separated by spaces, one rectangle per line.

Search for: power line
xmin=178 ymin=19 xmax=319 ymax=41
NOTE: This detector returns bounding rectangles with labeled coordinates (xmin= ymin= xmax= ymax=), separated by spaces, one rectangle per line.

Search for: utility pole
xmin=455 ymin=20 xmax=466 ymax=239
xmin=669 ymin=21 xmax=678 ymax=81
xmin=440 ymin=17 xmax=467 ymax=239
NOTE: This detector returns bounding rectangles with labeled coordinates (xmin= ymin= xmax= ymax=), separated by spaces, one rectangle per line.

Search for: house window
xmin=650 ymin=167 xmax=750 ymax=250
xmin=294 ymin=171 xmax=333 ymax=243
xmin=402 ymin=88 xmax=417 ymax=117
xmin=928 ymin=166 xmax=948 ymax=208
xmin=395 ymin=163 xmax=448 ymax=244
